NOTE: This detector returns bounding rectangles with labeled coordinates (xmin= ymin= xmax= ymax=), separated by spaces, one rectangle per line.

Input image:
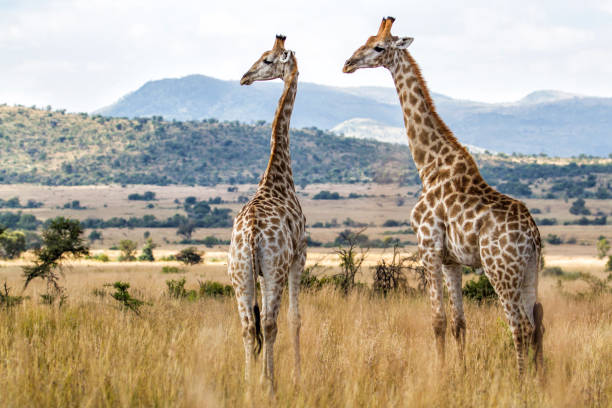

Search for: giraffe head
xmin=342 ymin=17 xmax=413 ymax=73
xmin=240 ymin=35 xmax=297 ymax=85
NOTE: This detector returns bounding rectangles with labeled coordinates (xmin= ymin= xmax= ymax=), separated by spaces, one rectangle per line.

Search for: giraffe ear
xmin=279 ymin=50 xmax=293 ymax=63
xmin=394 ymin=37 xmax=414 ymax=49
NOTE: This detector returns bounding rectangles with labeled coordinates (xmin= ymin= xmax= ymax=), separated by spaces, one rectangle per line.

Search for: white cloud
xmin=0 ymin=0 xmax=611 ymax=111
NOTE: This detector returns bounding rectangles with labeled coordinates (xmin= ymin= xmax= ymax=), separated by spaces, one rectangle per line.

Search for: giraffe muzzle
xmin=342 ymin=59 xmax=358 ymax=74
xmin=240 ymin=74 xmax=254 ymax=86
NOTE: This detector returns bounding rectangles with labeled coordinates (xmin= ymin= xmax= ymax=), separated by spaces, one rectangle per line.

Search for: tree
xmin=118 ymin=240 xmax=137 ymax=261
xmin=597 ymin=237 xmax=610 ymax=259
xmin=0 ymin=229 xmax=26 ymax=259
xmin=138 ymin=238 xmax=157 ymax=261
xmin=176 ymin=247 xmax=204 ymax=266
xmin=23 ymin=217 xmax=89 ymax=302
xmin=569 ymin=198 xmax=590 ymax=215
xmin=177 ymin=219 xmax=197 ymax=240
xmin=88 ymin=230 xmax=102 ymax=243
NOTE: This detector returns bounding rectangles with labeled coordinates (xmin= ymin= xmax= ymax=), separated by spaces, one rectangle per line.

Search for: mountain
xmin=98 ymin=75 xmax=612 ymax=157
xmin=1 ymin=106 xmax=610 ymax=197
xmin=331 ymin=118 xmax=493 ymax=154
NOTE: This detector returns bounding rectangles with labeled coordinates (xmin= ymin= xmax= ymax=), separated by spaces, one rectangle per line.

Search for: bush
xmin=545 ymin=234 xmax=563 ymax=245
xmin=606 ymin=256 xmax=612 ymax=272
xmin=87 ymin=253 xmax=110 ymax=262
xmin=128 ymin=191 xmax=156 ymax=201
xmin=596 ymin=237 xmax=610 ymax=259
xmin=118 ymin=239 xmax=137 ymax=261
xmin=23 ymin=217 xmax=89 ymax=303
xmin=542 ymin=266 xmax=564 ymax=277
xmin=138 ymin=238 xmax=157 ymax=261
xmin=313 ymin=190 xmax=342 ymax=200
xmin=535 ymin=218 xmax=558 ymax=226
xmin=176 ymin=247 xmax=203 ymax=265
xmin=0 ymin=229 xmax=26 ymax=259
xmin=372 ymin=246 xmax=408 ymax=296
xmin=569 ymin=198 xmax=590 ymax=215
xmin=88 ymin=230 xmax=102 ymax=243
xmin=198 ymin=280 xmax=234 ymax=297
xmin=1 ymin=282 xmax=24 ymax=309
xmin=166 ymin=278 xmax=196 ymax=300
xmin=106 ymin=281 xmax=146 ymax=314
xmin=161 ymin=266 xmax=183 ymax=274
xmin=463 ymin=275 xmax=498 ymax=303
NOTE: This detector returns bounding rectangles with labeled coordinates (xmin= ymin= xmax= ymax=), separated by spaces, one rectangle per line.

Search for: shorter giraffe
xmin=228 ymin=35 xmax=306 ymax=393
xmin=343 ymin=17 xmax=544 ymax=375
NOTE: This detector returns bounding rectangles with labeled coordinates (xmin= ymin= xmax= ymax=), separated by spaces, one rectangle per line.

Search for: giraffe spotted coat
xmin=343 ymin=17 xmax=544 ymax=375
xmin=228 ymin=35 xmax=306 ymax=393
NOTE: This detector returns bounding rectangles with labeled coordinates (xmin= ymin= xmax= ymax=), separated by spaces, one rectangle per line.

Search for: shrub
xmin=0 ymin=229 xmax=26 ymax=259
xmin=372 ymin=246 xmax=408 ymax=296
xmin=23 ymin=217 xmax=89 ymax=303
xmin=138 ymin=238 xmax=157 ymax=261
xmin=333 ymin=229 xmax=368 ymax=295
xmin=198 ymin=280 xmax=234 ymax=297
xmin=176 ymin=247 xmax=203 ymax=265
xmin=542 ymin=266 xmax=564 ymax=277
xmin=1 ymin=282 xmax=24 ymax=309
xmin=106 ymin=281 xmax=146 ymax=314
xmin=161 ymin=266 xmax=183 ymax=274
xmin=128 ymin=191 xmax=156 ymax=201
xmin=313 ymin=190 xmax=342 ymax=200
xmin=596 ymin=237 xmax=610 ymax=259
xmin=463 ymin=275 xmax=498 ymax=303
xmin=606 ymin=256 xmax=612 ymax=272
xmin=569 ymin=198 xmax=590 ymax=215
xmin=88 ymin=230 xmax=102 ymax=243
xmin=118 ymin=239 xmax=137 ymax=261
xmin=87 ymin=253 xmax=110 ymax=262
xmin=382 ymin=219 xmax=402 ymax=227
xmin=545 ymin=234 xmax=563 ymax=245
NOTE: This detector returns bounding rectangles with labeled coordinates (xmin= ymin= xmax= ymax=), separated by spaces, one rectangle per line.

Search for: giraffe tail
xmin=250 ymin=232 xmax=263 ymax=357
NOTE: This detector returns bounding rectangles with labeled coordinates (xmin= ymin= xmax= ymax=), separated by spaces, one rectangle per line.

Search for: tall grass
xmin=0 ymin=271 xmax=610 ymax=407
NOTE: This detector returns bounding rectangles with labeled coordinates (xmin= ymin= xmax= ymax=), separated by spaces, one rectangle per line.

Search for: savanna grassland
xmin=1 ymin=182 xmax=611 ymax=407
xmin=0 ymin=257 xmax=611 ymax=407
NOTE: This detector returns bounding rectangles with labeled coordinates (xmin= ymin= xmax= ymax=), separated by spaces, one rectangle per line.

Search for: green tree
xmin=23 ymin=217 xmax=89 ymax=301
xmin=88 ymin=230 xmax=102 ymax=243
xmin=0 ymin=229 xmax=27 ymax=259
xmin=177 ymin=219 xmax=197 ymax=240
xmin=569 ymin=198 xmax=590 ymax=215
xmin=138 ymin=238 xmax=157 ymax=261
xmin=597 ymin=237 xmax=610 ymax=259
xmin=118 ymin=240 xmax=137 ymax=261
xmin=176 ymin=247 xmax=203 ymax=266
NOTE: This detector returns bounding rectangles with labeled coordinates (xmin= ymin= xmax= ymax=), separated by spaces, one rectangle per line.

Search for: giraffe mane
xmin=403 ymin=50 xmax=482 ymax=176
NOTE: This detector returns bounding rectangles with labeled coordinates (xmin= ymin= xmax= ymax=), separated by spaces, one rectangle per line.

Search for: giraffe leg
xmin=288 ymin=251 xmax=305 ymax=383
xmin=491 ymin=282 xmax=528 ymax=375
xmin=423 ymin=257 xmax=446 ymax=366
xmin=229 ymin=264 xmax=258 ymax=382
xmin=260 ymin=274 xmax=283 ymax=394
xmin=442 ymin=264 xmax=466 ymax=362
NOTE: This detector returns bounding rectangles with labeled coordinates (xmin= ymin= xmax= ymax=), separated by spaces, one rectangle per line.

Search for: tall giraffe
xmin=228 ymin=35 xmax=306 ymax=392
xmin=343 ymin=17 xmax=544 ymax=374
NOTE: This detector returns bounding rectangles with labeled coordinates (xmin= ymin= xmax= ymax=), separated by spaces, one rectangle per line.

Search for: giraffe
xmin=228 ymin=34 xmax=306 ymax=392
xmin=343 ymin=17 xmax=544 ymax=375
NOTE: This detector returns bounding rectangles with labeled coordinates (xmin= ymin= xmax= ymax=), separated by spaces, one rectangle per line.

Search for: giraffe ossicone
xmin=228 ymin=34 xmax=306 ymax=393
xmin=343 ymin=17 xmax=544 ymax=375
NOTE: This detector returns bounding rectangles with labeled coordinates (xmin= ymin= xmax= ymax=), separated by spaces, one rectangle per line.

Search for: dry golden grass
xmin=1 ymin=258 xmax=611 ymax=407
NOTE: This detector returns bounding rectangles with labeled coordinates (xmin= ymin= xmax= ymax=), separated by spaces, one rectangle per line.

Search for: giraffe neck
xmin=389 ymin=50 xmax=481 ymax=187
xmin=259 ymin=67 xmax=298 ymax=191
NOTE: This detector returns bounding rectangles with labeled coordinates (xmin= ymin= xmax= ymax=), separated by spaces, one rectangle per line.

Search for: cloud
xmin=0 ymin=0 xmax=610 ymax=111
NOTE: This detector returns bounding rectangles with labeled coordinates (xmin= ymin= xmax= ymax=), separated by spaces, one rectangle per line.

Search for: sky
xmin=1 ymin=0 xmax=612 ymax=112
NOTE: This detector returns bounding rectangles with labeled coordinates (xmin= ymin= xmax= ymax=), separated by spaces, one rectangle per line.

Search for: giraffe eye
xmin=263 ymin=59 xmax=273 ymax=65
xmin=374 ymin=46 xmax=385 ymax=52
